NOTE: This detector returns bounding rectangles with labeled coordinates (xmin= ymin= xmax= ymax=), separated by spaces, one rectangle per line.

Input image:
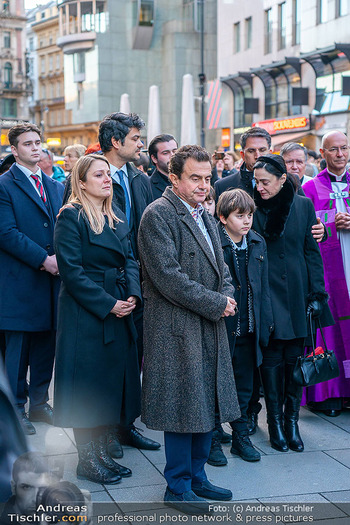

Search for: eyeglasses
xmin=323 ymin=146 xmax=349 ymax=154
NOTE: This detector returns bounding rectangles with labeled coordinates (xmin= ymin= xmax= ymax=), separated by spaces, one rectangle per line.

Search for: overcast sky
xmin=25 ymin=0 xmax=49 ymax=9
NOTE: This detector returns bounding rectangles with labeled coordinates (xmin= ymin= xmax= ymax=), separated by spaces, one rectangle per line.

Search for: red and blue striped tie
xmin=31 ymin=174 xmax=47 ymax=205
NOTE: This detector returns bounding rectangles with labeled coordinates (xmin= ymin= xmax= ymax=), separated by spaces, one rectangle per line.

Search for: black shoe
xmin=94 ymin=434 xmax=132 ymax=477
xmin=76 ymin=441 xmax=122 ymax=485
xmin=284 ymin=419 xmax=304 ymax=452
xmin=192 ymin=480 xmax=232 ymax=501
xmin=118 ymin=425 xmax=161 ymax=451
xmin=268 ymin=417 xmax=289 ymax=452
xmin=207 ymin=436 xmax=227 ymax=466
xmin=164 ymin=487 xmax=211 ymax=515
xmin=247 ymin=412 xmax=258 ymax=435
xmin=230 ymin=431 xmax=261 ymax=461
xmin=220 ymin=429 xmax=232 ymax=444
xmin=107 ymin=427 xmax=123 ymax=459
xmin=323 ymin=409 xmax=341 ymax=417
xmin=29 ymin=403 xmax=53 ymax=425
xmin=20 ymin=411 xmax=36 ymax=435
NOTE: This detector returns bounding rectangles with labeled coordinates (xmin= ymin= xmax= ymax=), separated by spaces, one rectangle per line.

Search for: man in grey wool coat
xmin=138 ymin=145 xmax=241 ymax=514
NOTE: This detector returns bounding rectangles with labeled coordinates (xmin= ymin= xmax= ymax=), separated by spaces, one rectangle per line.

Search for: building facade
xmin=55 ymin=0 xmax=218 ymax=149
xmin=0 ymin=0 xmax=30 ymax=154
xmin=218 ymin=0 xmax=350 ymax=151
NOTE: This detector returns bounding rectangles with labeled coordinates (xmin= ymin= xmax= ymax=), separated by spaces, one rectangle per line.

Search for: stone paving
xmin=25 ymin=401 xmax=350 ymax=524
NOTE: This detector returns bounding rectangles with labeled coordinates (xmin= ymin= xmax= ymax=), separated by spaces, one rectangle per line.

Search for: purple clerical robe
xmin=302 ymin=169 xmax=350 ymax=402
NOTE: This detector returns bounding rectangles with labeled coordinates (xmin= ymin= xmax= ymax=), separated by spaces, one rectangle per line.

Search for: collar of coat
xmin=240 ymin=163 xmax=254 ymax=183
xmin=218 ymin=222 xmax=263 ymax=249
xmin=253 ymin=177 xmax=295 ymax=240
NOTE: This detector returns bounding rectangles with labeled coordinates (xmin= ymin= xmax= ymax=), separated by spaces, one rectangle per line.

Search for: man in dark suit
xmin=0 ymin=123 xmax=64 ymax=435
xmin=97 ymin=112 xmax=160 ymax=456
xmin=148 ymin=134 xmax=178 ymax=200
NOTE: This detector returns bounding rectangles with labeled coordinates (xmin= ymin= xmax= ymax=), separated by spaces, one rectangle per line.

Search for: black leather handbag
xmin=292 ymin=314 xmax=340 ymax=387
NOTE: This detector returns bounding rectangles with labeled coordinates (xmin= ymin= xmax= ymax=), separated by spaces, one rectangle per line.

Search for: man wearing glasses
xmin=303 ymin=130 xmax=350 ymax=417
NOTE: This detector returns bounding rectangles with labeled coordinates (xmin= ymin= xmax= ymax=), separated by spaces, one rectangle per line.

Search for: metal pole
xmin=199 ymin=0 xmax=205 ymax=147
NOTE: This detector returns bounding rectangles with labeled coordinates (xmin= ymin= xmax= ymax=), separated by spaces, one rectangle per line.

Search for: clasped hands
xmin=222 ymin=297 xmax=238 ymax=317
xmin=335 ymin=211 xmax=350 ymax=231
xmin=110 ymin=296 xmax=138 ymax=318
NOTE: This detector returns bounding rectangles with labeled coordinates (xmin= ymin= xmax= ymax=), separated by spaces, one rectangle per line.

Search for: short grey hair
xmin=280 ymin=142 xmax=307 ymax=161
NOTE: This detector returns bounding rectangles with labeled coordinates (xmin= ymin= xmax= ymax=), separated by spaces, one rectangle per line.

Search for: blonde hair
xmin=69 ymin=154 xmax=120 ymax=234
xmin=63 ymin=144 xmax=86 ymax=158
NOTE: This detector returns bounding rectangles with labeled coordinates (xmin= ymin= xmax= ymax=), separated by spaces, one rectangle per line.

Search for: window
xmin=41 ymin=57 xmax=45 ymax=74
xmin=4 ymin=62 xmax=12 ymax=88
xmin=317 ymin=0 xmax=328 ymax=24
xmin=42 ymin=85 xmax=46 ymax=99
xmin=29 ymin=37 xmax=34 ymax=51
xmin=50 ymin=83 xmax=54 ymax=98
xmin=73 ymin=52 xmax=85 ymax=75
xmin=56 ymin=54 xmax=60 ymax=70
xmin=278 ymin=3 xmax=286 ymax=49
xmin=234 ymin=22 xmax=240 ymax=53
xmin=56 ymin=81 xmax=61 ymax=97
xmin=336 ymin=0 xmax=348 ymax=17
xmin=49 ymin=55 xmax=53 ymax=71
xmin=264 ymin=8 xmax=273 ymax=54
xmin=2 ymin=98 xmax=17 ymax=117
xmin=245 ymin=17 xmax=252 ymax=50
xmin=4 ymin=31 xmax=11 ymax=48
xmin=292 ymin=0 xmax=301 ymax=45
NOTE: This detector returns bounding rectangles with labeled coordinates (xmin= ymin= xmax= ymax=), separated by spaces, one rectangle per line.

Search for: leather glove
xmin=307 ymin=300 xmax=323 ymax=319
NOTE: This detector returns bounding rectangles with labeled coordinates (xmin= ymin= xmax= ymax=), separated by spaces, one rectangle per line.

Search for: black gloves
xmin=307 ymin=300 xmax=323 ymax=319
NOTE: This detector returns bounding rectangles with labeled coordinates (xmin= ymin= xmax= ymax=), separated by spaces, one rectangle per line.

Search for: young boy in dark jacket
xmin=216 ymin=189 xmax=274 ymax=462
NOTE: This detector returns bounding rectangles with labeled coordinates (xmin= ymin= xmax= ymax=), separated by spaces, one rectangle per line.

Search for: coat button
xmin=43 ymin=222 xmax=48 ymax=228
xmin=189 ymin=252 xmax=195 ymax=258
xmin=236 ymin=285 xmax=241 ymax=290
xmin=281 ymin=274 xmax=287 ymax=280
xmin=46 ymin=244 xmax=51 ymax=250
xmin=231 ymin=331 xmax=235 ymax=336
xmin=279 ymin=253 xmax=285 ymax=259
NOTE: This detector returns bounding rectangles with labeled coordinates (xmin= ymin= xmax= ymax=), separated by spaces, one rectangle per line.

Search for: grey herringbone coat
xmin=138 ymin=187 xmax=240 ymax=433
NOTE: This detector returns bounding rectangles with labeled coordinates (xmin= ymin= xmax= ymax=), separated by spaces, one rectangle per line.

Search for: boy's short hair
xmin=205 ymin=186 xmax=216 ymax=202
xmin=217 ymin=188 xmax=256 ymax=220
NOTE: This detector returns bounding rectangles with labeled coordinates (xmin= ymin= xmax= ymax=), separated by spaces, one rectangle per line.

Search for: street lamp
xmin=198 ymin=0 xmax=205 ymax=148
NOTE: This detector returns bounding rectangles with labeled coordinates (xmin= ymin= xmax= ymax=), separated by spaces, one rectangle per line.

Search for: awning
xmin=271 ymin=131 xmax=313 ymax=149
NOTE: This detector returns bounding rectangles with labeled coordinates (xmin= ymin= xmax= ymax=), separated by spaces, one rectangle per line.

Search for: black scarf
xmin=254 ymin=177 xmax=295 ymax=241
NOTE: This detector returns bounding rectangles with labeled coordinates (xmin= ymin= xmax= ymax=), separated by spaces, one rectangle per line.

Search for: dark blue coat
xmin=0 ymin=164 xmax=64 ymax=332
xmin=218 ymin=225 xmax=274 ymax=366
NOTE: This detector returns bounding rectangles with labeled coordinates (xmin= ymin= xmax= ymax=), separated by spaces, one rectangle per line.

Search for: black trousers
xmin=4 ymin=330 xmax=56 ymax=410
xmin=230 ymin=334 xmax=256 ymax=433
xmin=262 ymin=338 xmax=305 ymax=369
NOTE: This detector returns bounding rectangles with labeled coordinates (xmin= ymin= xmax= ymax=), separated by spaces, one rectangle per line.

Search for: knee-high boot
xmin=284 ymin=363 xmax=304 ymax=452
xmin=260 ymin=363 xmax=289 ymax=452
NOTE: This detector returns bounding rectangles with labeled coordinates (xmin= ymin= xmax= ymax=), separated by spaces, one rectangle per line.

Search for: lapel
xmin=41 ymin=173 xmax=62 ymax=215
xmin=163 ymin=187 xmax=220 ymax=277
xmin=87 ymin=218 xmax=129 ymax=258
xmin=10 ymin=164 xmax=50 ymax=217
xmin=218 ymin=224 xmax=240 ymax=283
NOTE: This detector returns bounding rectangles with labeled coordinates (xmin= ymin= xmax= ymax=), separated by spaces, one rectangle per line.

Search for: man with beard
xmin=148 ymin=134 xmax=178 ymax=200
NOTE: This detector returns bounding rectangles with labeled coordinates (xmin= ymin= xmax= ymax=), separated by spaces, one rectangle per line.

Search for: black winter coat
xmin=218 ymin=226 xmax=274 ymax=366
xmin=149 ymin=169 xmax=171 ymax=200
xmin=253 ymin=179 xmax=333 ymax=341
xmin=53 ymin=205 xmax=141 ymax=428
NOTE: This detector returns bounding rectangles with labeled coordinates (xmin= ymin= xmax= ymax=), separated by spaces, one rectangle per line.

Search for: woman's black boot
xmin=261 ymin=363 xmax=289 ymax=452
xmin=284 ymin=364 xmax=304 ymax=452
xmin=95 ymin=434 xmax=132 ymax=477
xmin=76 ymin=441 xmax=122 ymax=484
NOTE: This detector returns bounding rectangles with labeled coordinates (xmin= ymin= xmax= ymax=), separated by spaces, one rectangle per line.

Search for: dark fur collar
xmin=254 ymin=178 xmax=295 ymax=240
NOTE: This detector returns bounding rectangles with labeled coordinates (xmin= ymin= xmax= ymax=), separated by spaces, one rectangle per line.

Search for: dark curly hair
xmin=98 ymin=112 xmax=145 ymax=153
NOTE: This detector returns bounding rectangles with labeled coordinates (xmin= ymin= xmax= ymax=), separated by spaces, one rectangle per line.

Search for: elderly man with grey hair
xmin=280 ymin=142 xmax=313 ymax=186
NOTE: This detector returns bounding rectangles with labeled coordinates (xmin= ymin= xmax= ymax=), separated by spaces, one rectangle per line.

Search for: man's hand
xmin=222 ymin=297 xmax=237 ymax=317
xmin=110 ymin=300 xmax=136 ymax=318
xmin=311 ymin=217 xmax=325 ymax=243
xmin=41 ymin=255 xmax=59 ymax=275
xmin=335 ymin=212 xmax=350 ymax=231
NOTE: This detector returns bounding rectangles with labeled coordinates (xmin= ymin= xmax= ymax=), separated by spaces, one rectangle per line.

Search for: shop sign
xmin=221 ymin=128 xmax=230 ymax=148
xmin=47 ymin=138 xmax=61 ymax=146
xmin=253 ymin=115 xmax=310 ymax=135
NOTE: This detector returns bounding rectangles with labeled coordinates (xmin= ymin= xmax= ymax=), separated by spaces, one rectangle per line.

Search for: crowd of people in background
xmin=0 ymin=114 xmax=349 ymax=515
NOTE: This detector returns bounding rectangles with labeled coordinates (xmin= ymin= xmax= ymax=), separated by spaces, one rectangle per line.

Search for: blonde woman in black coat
xmin=54 ymin=154 xmax=142 ymax=484
xmin=253 ymin=154 xmax=331 ymax=453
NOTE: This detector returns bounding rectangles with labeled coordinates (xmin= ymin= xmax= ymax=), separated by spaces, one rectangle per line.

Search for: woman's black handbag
xmin=292 ymin=314 xmax=340 ymax=387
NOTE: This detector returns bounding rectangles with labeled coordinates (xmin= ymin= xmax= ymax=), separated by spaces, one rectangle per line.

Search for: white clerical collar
xmin=328 ymin=169 xmax=347 ymax=182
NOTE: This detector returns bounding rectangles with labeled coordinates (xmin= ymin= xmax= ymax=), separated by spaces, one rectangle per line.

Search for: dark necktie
xmin=31 ymin=174 xmax=47 ymax=205
xmin=118 ymin=170 xmax=131 ymax=223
